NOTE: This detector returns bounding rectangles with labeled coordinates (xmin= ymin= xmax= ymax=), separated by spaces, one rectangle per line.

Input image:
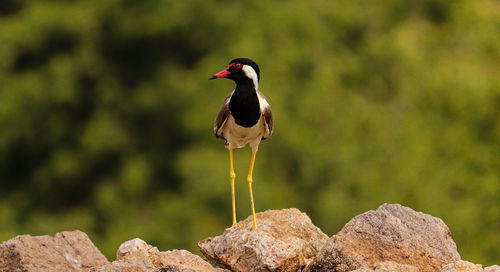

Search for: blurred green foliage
xmin=0 ymin=0 xmax=499 ymax=265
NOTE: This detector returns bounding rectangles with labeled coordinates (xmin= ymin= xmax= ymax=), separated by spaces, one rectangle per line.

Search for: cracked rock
xmin=305 ymin=203 xmax=461 ymax=272
xmin=198 ymin=208 xmax=328 ymax=272
xmin=0 ymin=230 xmax=109 ymax=272
xmin=94 ymin=238 xmax=227 ymax=272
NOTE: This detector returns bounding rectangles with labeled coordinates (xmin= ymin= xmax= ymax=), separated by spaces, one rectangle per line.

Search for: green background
xmin=1 ymin=0 xmax=499 ymax=265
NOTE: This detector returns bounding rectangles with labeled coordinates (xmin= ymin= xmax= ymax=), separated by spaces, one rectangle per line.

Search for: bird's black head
xmin=209 ymin=58 xmax=260 ymax=87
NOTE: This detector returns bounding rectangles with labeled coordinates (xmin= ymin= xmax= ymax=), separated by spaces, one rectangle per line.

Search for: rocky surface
xmin=198 ymin=208 xmax=329 ymax=272
xmin=0 ymin=204 xmax=498 ymax=272
xmin=304 ymin=203 xmax=461 ymax=272
xmin=0 ymin=230 xmax=109 ymax=272
xmin=440 ymin=260 xmax=484 ymax=272
xmin=352 ymin=261 xmax=419 ymax=272
xmin=94 ymin=238 xmax=226 ymax=272
xmin=485 ymin=265 xmax=500 ymax=272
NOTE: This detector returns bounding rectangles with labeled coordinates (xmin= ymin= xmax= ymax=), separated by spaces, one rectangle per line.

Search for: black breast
xmin=229 ymin=85 xmax=261 ymax=128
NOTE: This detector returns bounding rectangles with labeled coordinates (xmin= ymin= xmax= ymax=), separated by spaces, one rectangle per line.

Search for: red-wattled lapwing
xmin=209 ymin=58 xmax=273 ymax=231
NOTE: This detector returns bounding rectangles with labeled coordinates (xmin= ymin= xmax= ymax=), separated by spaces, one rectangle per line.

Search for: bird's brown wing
xmin=257 ymin=90 xmax=274 ymax=139
xmin=214 ymin=91 xmax=233 ymax=139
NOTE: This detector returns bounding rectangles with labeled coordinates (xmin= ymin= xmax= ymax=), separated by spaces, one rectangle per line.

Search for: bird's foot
xmin=225 ymin=223 xmax=237 ymax=231
xmin=251 ymin=223 xmax=258 ymax=231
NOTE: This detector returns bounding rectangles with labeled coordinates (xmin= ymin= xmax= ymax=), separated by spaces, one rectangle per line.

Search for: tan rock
xmin=305 ymin=203 xmax=461 ymax=272
xmin=112 ymin=238 xmax=160 ymax=271
xmin=160 ymin=249 xmax=228 ymax=272
xmin=198 ymin=208 xmax=329 ymax=272
xmin=353 ymin=261 xmax=420 ymax=272
xmin=0 ymin=230 xmax=109 ymax=272
xmin=485 ymin=265 xmax=500 ymax=272
xmin=440 ymin=260 xmax=483 ymax=272
xmin=95 ymin=238 xmax=225 ymax=272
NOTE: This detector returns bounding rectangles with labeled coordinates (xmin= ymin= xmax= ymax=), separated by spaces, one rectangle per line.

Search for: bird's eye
xmin=235 ymin=63 xmax=242 ymax=69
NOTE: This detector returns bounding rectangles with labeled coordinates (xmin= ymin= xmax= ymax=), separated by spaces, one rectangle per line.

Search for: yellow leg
xmin=247 ymin=152 xmax=258 ymax=231
xmin=229 ymin=149 xmax=237 ymax=227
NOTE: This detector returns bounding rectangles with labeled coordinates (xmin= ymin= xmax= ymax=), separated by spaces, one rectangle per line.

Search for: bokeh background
xmin=0 ymin=0 xmax=499 ymax=265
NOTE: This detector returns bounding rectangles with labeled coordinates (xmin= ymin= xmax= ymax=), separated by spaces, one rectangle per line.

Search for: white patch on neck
xmin=242 ymin=65 xmax=259 ymax=89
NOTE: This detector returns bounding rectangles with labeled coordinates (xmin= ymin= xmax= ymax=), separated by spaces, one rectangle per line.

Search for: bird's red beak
xmin=209 ymin=67 xmax=231 ymax=80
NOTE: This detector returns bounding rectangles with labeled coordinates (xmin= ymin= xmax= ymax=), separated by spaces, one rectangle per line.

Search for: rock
xmin=159 ymin=249 xmax=229 ymax=272
xmin=485 ymin=265 xmax=500 ymax=272
xmin=0 ymin=232 xmax=222 ymax=272
xmin=111 ymin=238 xmax=160 ymax=271
xmin=198 ymin=208 xmax=329 ymax=272
xmin=0 ymin=230 xmax=109 ymax=272
xmin=440 ymin=260 xmax=483 ymax=272
xmin=353 ymin=261 xmax=420 ymax=272
xmin=94 ymin=238 xmax=226 ymax=272
xmin=305 ymin=203 xmax=461 ymax=272
xmin=1 ymin=206 xmax=497 ymax=272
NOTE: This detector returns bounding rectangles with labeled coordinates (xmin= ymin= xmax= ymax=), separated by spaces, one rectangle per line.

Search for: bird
xmin=209 ymin=58 xmax=273 ymax=231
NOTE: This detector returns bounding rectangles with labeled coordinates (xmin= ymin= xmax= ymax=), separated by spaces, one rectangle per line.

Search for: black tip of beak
xmin=208 ymin=75 xmax=217 ymax=80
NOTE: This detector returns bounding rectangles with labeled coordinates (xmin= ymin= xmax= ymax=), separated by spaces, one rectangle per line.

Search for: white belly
xmin=221 ymin=115 xmax=265 ymax=152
